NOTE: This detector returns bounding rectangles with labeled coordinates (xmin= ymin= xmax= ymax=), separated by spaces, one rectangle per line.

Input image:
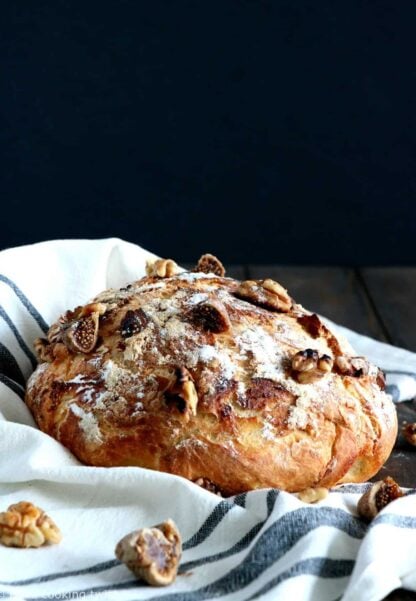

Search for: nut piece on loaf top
xmin=26 ymin=254 xmax=397 ymax=496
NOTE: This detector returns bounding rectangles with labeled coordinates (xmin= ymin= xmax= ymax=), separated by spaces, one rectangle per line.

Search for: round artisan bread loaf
xmin=26 ymin=254 xmax=397 ymax=495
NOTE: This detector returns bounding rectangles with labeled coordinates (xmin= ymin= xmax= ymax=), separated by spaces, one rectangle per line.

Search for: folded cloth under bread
xmin=0 ymin=238 xmax=415 ymax=601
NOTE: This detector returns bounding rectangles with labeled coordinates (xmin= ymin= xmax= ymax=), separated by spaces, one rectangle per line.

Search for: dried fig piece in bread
xmin=120 ymin=309 xmax=149 ymax=338
xmin=297 ymin=313 xmax=343 ymax=356
xmin=194 ymin=254 xmax=225 ymax=277
xmin=64 ymin=313 xmax=100 ymax=354
xmin=187 ymin=300 xmax=231 ymax=333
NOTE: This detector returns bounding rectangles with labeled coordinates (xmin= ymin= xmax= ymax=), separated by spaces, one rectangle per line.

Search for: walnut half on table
xmin=0 ymin=501 xmax=62 ymax=548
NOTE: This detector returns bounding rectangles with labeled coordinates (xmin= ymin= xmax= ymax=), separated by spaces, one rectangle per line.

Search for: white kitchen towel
xmin=0 ymin=237 xmax=415 ymax=601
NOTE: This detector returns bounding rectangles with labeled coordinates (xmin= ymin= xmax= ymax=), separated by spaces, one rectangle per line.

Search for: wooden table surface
xmin=224 ymin=266 xmax=416 ymax=601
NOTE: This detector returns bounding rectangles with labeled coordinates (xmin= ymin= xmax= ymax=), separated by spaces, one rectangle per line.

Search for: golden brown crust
xmin=26 ymin=258 xmax=397 ymax=495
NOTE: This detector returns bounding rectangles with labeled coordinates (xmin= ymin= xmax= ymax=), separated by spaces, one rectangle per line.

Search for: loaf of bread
xmin=26 ymin=254 xmax=397 ymax=495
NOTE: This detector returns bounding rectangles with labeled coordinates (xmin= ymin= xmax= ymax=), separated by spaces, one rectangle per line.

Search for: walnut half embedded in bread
xmin=26 ymin=254 xmax=397 ymax=495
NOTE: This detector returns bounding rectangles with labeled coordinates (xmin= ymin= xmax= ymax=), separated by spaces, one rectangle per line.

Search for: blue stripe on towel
xmin=0 ymin=275 xmax=49 ymax=333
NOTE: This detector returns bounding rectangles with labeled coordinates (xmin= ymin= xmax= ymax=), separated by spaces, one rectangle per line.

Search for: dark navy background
xmin=2 ymin=1 xmax=416 ymax=264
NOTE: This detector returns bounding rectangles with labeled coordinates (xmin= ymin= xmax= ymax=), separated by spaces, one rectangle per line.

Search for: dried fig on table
xmin=115 ymin=519 xmax=182 ymax=586
xmin=357 ymin=477 xmax=403 ymax=520
xmin=402 ymin=423 xmax=416 ymax=446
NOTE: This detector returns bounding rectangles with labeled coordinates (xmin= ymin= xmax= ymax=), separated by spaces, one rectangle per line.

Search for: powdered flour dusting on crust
xmin=236 ymin=326 xmax=286 ymax=381
xmin=175 ymin=272 xmax=217 ymax=281
xmin=262 ymin=421 xmax=278 ymax=441
xmin=186 ymin=293 xmax=209 ymax=305
xmin=26 ymin=362 xmax=48 ymax=394
xmin=198 ymin=345 xmax=236 ymax=379
xmin=70 ymin=403 xmax=103 ymax=444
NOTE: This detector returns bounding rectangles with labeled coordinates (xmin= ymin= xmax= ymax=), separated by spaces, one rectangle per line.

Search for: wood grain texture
xmin=248 ymin=266 xmax=387 ymax=341
xmin=360 ymin=268 xmax=416 ymax=351
xmin=373 ymin=401 xmax=416 ymax=487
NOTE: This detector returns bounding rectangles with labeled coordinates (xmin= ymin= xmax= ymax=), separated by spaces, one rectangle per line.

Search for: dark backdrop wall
xmin=2 ymin=1 xmax=416 ymax=264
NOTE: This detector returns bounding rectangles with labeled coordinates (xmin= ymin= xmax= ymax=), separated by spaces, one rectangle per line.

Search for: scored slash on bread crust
xmin=25 ymin=255 xmax=397 ymax=495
